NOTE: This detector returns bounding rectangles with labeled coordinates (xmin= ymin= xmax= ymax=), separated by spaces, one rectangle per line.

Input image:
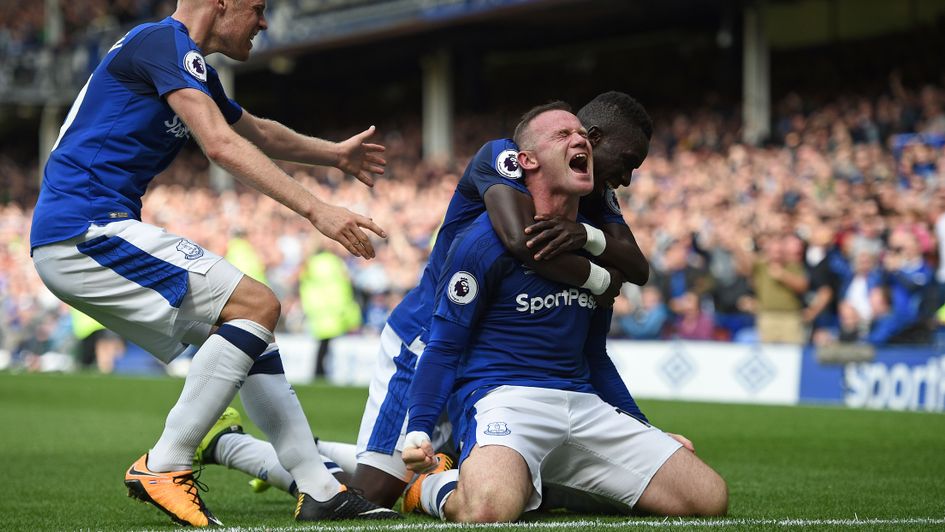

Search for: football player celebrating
xmin=401 ymin=104 xmax=728 ymax=521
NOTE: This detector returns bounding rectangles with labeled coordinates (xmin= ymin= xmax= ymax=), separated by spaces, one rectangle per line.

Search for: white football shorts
xmin=355 ymin=323 xmax=453 ymax=481
xmin=465 ymin=385 xmax=682 ymax=512
xmin=32 ymin=220 xmax=244 ymax=363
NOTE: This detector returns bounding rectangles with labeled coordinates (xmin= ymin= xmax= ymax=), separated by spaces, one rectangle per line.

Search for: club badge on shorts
xmin=176 ymin=239 xmax=204 ymax=260
xmin=484 ymin=422 xmax=511 ymax=436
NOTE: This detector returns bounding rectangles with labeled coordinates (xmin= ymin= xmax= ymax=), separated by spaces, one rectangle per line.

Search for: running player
xmin=29 ymin=0 xmax=397 ymax=525
xmin=402 ymin=104 xmax=728 ymax=521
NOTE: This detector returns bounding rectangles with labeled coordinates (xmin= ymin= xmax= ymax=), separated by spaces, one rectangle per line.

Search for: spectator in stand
xmin=652 ymin=235 xmax=713 ymax=324
xmin=802 ymin=218 xmax=845 ymax=345
xmin=615 ymin=285 xmax=669 ymax=340
xmin=671 ymin=291 xmax=715 ymax=341
xmin=699 ymin=219 xmax=755 ymax=341
xmin=869 ymin=228 xmax=935 ymax=344
xmin=733 ymin=232 xmax=809 ymax=344
xmin=837 ymin=248 xmax=884 ymax=343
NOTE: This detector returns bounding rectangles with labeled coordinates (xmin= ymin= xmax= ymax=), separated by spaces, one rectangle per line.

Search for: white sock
xmin=215 ymin=433 xmax=297 ymax=493
xmin=148 ymin=319 xmax=270 ymax=472
xmin=420 ymin=468 xmax=459 ymax=520
xmin=240 ymin=371 xmax=339 ymax=501
xmin=316 ymin=440 xmax=358 ymax=475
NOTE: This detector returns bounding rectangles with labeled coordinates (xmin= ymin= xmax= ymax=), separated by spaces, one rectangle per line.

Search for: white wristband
xmin=582 ymin=223 xmax=606 ymax=256
xmin=404 ymin=430 xmax=431 ymax=450
xmin=581 ymin=263 xmax=611 ymax=296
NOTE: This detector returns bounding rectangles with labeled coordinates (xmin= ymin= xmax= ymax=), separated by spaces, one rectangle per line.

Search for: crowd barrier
xmin=299 ymin=335 xmax=944 ymax=413
xmin=89 ymin=332 xmax=944 ymax=414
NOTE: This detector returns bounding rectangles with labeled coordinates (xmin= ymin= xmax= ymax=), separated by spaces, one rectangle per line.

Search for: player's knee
xmin=455 ymin=500 xmax=520 ymax=523
xmin=700 ymin=475 xmax=728 ymax=516
xmin=449 ymin=484 xmax=523 ymax=523
xmin=221 ymin=277 xmax=281 ymax=330
xmin=687 ymin=471 xmax=728 ymax=516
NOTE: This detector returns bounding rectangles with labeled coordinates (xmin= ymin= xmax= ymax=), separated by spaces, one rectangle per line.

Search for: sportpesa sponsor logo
xmin=515 ymin=288 xmax=597 ymax=314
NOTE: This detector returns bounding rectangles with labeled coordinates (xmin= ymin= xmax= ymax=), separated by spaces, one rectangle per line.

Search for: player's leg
xmin=427 ymin=386 xmax=565 ymax=522
xmin=635 ymin=447 xmax=728 ymax=516
xmin=218 ymin=284 xmax=398 ymax=520
xmin=350 ymin=325 xmax=423 ymax=506
xmin=148 ymin=273 xmax=276 ymax=473
xmin=441 ymin=445 xmax=532 ymax=523
xmin=31 ymin=222 xmax=241 ymax=526
xmin=543 ymin=390 xmax=726 ymax=517
xmin=195 ymin=409 xmax=350 ymax=495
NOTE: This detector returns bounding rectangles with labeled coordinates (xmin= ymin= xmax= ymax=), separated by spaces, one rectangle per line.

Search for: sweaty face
xmin=591 ymin=129 xmax=649 ymax=190
xmin=525 ymin=110 xmax=595 ymax=197
xmin=220 ymin=0 xmax=268 ymax=61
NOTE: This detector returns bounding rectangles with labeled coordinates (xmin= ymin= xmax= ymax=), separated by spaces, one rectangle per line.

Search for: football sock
xmin=316 ymin=440 xmax=358 ymax=475
xmin=240 ymin=347 xmax=339 ymax=501
xmin=214 ymin=432 xmax=296 ymax=493
xmin=148 ymin=319 xmax=269 ymax=472
xmin=420 ymin=468 xmax=459 ymax=520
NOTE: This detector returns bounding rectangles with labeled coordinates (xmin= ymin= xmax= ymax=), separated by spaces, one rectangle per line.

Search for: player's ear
xmin=587 ymin=126 xmax=602 ymax=147
xmin=517 ymin=150 xmax=538 ymax=170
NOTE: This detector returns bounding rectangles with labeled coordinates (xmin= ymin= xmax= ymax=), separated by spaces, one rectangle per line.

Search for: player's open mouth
xmin=569 ymin=153 xmax=589 ymax=173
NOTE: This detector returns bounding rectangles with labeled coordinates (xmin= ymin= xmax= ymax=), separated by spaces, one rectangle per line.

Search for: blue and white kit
xmin=407 ymin=214 xmax=681 ymax=511
xmin=355 ymin=137 xmax=631 ymax=478
xmin=31 ymin=17 xmax=245 ymax=360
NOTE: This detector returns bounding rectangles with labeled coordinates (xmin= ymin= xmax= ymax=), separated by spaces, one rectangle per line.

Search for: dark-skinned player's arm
xmin=483 ymin=184 xmax=624 ymax=303
xmin=524 ymin=207 xmax=649 ymax=285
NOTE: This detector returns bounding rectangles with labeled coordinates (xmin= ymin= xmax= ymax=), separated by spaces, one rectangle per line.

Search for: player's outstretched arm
xmin=525 ymin=216 xmax=649 ymax=285
xmin=232 ymin=111 xmax=386 ymax=186
xmin=483 ymin=185 xmax=618 ymax=298
xmin=168 ymin=88 xmax=386 ymax=258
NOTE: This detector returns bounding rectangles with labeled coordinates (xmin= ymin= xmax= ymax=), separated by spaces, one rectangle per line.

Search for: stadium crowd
xmin=2 ymin=56 xmax=945 ymax=371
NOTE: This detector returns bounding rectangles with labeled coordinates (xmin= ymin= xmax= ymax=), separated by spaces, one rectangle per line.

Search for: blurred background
xmin=2 ymin=0 xmax=944 ymax=411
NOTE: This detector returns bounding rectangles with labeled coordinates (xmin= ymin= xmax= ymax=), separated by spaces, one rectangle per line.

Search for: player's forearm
xmin=406 ymin=322 xmax=467 ymax=435
xmin=526 ymin=253 xmax=593 ymax=286
xmin=247 ymin=117 xmax=339 ymax=166
xmin=595 ymin=235 xmax=648 ymax=285
xmin=205 ymin=133 xmax=322 ymax=220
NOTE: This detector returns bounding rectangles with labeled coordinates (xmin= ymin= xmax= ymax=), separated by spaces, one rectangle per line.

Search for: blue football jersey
xmin=406 ymin=213 xmax=612 ymax=436
xmin=436 ymin=214 xmax=600 ymax=402
xmin=386 ymin=138 xmax=527 ymax=344
xmin=386 ymin=137 xmax=628 ymax=345
xmin=31 ymin=17 xmax=242 ymax=251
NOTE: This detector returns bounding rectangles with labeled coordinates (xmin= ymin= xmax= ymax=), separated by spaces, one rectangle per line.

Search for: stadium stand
xmin=2 ymin=1 xmax=945 ymax=388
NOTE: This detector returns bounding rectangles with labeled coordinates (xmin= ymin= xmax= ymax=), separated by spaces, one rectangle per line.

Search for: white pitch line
xmin=212 ymin=517 xmax=945 ymax=531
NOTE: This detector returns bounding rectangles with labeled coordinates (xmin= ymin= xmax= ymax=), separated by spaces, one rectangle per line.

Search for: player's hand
xmin=335 ymin=126 xmax=386 ymax=187
xmin=668 ymin=432 xmax=696 ymax=453
xmin=311 ymin=202 xmax=387 ymax=259
xmin=596 ymin=267 xmax=625 ymax=307
xmin=402 ymin=431 xmax=437 ymax=473
xmin=524 ymin=215 xmax=587 ymax=260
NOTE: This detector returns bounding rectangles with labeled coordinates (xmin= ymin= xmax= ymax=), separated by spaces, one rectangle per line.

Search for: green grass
xmin=1 ymin=372 xmax=943 ymax=531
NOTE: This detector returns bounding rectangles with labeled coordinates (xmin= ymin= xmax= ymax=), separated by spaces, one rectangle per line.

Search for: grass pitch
xmin=1 ymin=372 xmax=943 ymax=531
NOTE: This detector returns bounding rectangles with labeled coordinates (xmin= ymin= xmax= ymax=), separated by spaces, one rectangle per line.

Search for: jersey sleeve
xmin=584 ymin=308 xmax=649 ymax=423
xmin=432 ymin=222 xmax=509 ymax=328
xmin=461 ymin=139 xmax=530 ymax=200
xmin=206 ymin=65 xmax=243 ymax=124
xmin=579 ymin=187 xmax=628 ymax=227
xmin=408 ymin=221 xmax=508 ymax=436
xmin=116 ymin=26 xmax=213 ymax=99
